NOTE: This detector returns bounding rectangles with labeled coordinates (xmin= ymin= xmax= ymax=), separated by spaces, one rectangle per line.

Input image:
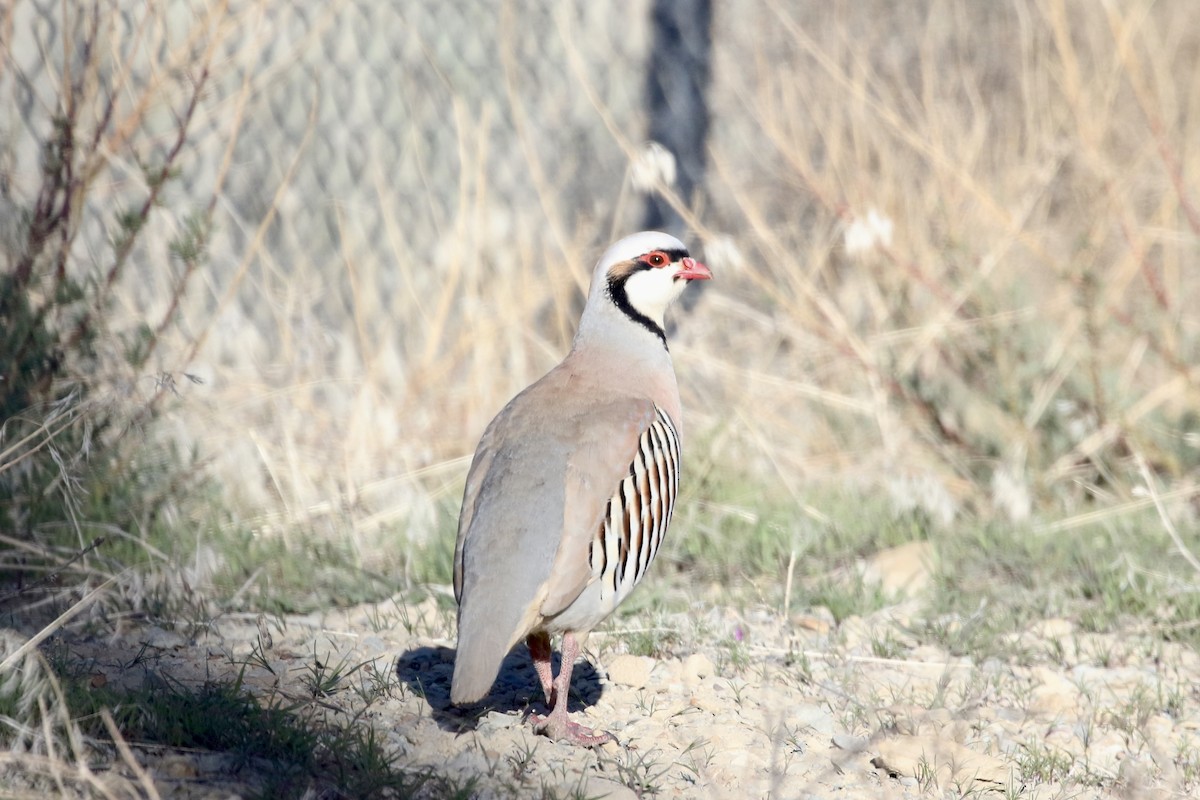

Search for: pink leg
xmin=531 ymin=632 xmax=614 ymax=746
xmin=526 ymin=632 xmax=554 ymax=705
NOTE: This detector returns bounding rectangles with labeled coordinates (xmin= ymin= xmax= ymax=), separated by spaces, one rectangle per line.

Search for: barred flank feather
xmin=590 ymin=405 xmax=680 ymax=604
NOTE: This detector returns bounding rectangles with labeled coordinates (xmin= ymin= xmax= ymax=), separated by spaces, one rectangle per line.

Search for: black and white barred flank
xmin=589 ymin=405 xmax=681 ymax=604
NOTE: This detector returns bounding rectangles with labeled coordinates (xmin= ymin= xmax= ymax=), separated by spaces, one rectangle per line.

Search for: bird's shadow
xmin=394 ymin=642 xmax=604 ymax=734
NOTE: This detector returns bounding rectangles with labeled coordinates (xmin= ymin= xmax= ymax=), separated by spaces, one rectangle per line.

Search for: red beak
xmin=676 ymin=257 xmax=712 ymax=281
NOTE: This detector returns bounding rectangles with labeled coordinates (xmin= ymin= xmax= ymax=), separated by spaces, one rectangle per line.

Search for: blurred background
xmin=2 ymin=0 xmax=1198 ymax=615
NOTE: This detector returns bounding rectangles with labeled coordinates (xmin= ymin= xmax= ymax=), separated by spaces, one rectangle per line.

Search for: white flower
xmin=703 ymin=234 xmax=745 ymax=274
xmin=991 ymin=465 xmax=1032 ymax=522
xmin=844 ymin=208 xmax=894 ymax=258
xmin=630 ymin=141 xmax=677 ymax=192
xmin=887 ymin=472 xmax=957 ymax=528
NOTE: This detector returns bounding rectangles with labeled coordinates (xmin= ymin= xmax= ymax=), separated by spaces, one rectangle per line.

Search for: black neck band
xmin=607 ymin=272 xmax=668 ymax=349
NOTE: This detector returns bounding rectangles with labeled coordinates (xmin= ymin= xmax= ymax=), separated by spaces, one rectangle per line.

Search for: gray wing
xmin=450 ymin=373 xmax=653 ymax=704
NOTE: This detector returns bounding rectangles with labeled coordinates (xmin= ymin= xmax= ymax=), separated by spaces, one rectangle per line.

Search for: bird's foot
xmin=530 ymin=712 xmax=615 ymax=747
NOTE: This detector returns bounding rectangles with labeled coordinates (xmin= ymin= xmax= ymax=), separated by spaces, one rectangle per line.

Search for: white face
xmin=592 ymin=231 xmax=693 ymax=326
xmin=622 ymin=256 xmax=690 ymax=325
xmin=578 ymin=231 xmax=711 ymax=347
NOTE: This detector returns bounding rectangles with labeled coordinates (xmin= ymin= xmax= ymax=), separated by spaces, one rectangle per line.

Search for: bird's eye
xmin=647 ymin=252 xmax=667 ymax=267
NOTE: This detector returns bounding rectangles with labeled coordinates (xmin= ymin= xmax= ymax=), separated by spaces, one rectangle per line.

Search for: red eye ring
xmin=646 ymin=252 xmax=668 ymax=267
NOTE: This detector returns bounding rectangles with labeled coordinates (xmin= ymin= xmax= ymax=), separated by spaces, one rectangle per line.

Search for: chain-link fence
xmin=5 ymin=0 xmax=1198 ymax=528
xmin=4 ymin=0 xmax=665 ymax=285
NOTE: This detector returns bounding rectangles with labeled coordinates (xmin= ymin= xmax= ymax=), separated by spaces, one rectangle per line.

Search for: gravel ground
xmin=60 ymin=582 xmax=1200 ymax=799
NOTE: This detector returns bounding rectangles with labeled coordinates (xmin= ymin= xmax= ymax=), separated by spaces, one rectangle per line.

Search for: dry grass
xmin=2 ymin=0 xmax=1200 ymax=793
xmin=0 ymin=0 xmax=1195 ymax=635
xmin=118 ymin=0 xmax=1197 ymax=569
xmin=690 ymin=0 xmax=1200 ymax=521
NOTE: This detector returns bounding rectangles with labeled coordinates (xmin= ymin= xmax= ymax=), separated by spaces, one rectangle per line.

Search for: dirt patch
xmin=46 ymin=592 xmax=1200 ymax=798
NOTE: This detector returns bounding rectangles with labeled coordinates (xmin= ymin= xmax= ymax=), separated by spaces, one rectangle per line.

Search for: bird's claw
xmin=531 ymin=713 xmax=615 ymax=747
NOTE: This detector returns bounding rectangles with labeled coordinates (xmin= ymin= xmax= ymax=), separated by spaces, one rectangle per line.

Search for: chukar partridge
xmin=451 ymin=231 xmax=711 ymax=745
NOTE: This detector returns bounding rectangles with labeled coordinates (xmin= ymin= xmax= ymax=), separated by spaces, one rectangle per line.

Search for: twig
xmin=101 ymin=708 xmax=163 ymax=800
xmin=71 ymin=63 xmax=213 ymax=350
xmin=783 ymin=549 xmax=797 ymax=619
xmin=0 ymin=404 xmax=84 ymax=473
xmin=0 ymin=578 xmax=115 ymax=674
xmin=1136 ymin=452 xmax=1200 ymax=577
xmin=1034 ymin=483 xmax=1200 ymax=535
xmin=0 ymin=536 xmax=106 ymax=605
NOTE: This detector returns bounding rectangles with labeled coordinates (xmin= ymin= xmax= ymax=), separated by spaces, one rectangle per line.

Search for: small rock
xmin=839 ymin=616 xmax=872 ymax=649
xmin=359 ymin=635 xmax=388 ymax=655
xmin=878 ymin=704 xmax=920 ymax=734
xmin=995 ymin=705 xmax=1024 ymax=723
xmin=709 ymin=731 xmax=767 ymax=772
xmin=792 ymin=614 xmax=832 ymax=635
xmin=872 ymin=734 xmax=1011 ymax=790
xmin=1118 ymin=754 xmax=1154 ymax=794
xmin=1086 ymin=730 xmax=1127 ymax=777
xmin=657 ymin=658 xmax=684 ymax=682
xmin=1028 ymin=667 xmax=1082 ymax=719
xmin=860 ymin=541 xmax=935 ymax=598
xmin=623 ymin=718 xmax=669 ymax=744
xmin=830 ymin=748 xmax=874 ymax=777
xmin=607 ymin=654 xmax=655 ymax=688
xmin=1033 ymin=618 xmax=1075 ymax=639
xmin=158 ymin=755 xmax=199 ymax=779
xmin=831 ymin=733 xmax=869 ymax=752
xmin=445 ymin=747 xmax=490 ymax=779
xmin=709 ymin=720 xmax=756 ymax=751
xmin=1143 ymin=713 xmax=1176 ymax=756
xmin=139 ymin=626 xmax=186 ymax=649
xmin=688 ymin=689 xmax=723 ymax=714
xmin=649 ymin=700 xmax=689 ymax=721
xmin=683 ymin=652 xmax=715 ymax=684
xmin=981 ymin=657 xmax=1006 ymax=675
xmin=788 ymin=703 xmax=834 ymax=735
xmin=478 ymin=710 xmax=521 ymax=732
xmin=975 ymin=705 xmax=998 ymax=722
xmin=581 ymin=777 xmax=638 ymax=800
xmin=909 ymin=644 xmax=949 ymax=663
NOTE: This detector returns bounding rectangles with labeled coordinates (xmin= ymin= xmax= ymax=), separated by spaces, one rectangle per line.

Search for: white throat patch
xmin=621 ymin=264 xmax=686 ymax=327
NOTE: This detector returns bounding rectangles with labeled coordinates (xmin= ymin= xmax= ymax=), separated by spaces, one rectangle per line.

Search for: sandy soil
xmin=55 ymin=586 xmax=1200 ymax=799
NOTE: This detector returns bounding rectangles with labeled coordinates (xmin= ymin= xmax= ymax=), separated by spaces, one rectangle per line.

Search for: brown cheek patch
xmin=607 ymin=260 xmax=643 ymax=281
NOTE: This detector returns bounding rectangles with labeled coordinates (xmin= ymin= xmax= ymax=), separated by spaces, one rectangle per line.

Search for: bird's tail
xmin=450 ymin=586 xmax=533 ymax=705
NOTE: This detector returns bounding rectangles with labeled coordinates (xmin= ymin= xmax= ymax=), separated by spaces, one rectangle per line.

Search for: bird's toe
xmin=531 ymin=713 xmax=615 ymax=747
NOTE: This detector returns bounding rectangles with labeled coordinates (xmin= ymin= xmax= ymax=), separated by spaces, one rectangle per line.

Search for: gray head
xmin=576 ymin=231 xmax=712 ymax=349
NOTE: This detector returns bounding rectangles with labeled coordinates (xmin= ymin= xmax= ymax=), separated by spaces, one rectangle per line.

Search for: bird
xmin=450 ymin=231 xmax=711 ymax=746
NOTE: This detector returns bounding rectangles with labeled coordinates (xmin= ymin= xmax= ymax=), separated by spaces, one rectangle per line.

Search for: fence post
xmin=641 ymin=0 xmax=713 ymax=251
